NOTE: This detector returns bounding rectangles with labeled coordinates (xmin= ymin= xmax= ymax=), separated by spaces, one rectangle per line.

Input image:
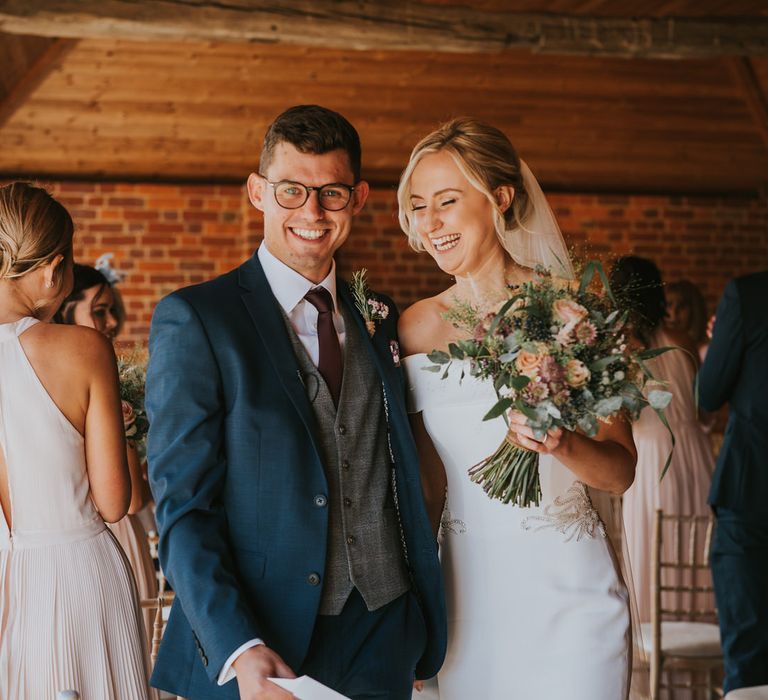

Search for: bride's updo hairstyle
xmin=0 ymin=182 xmax=73 ymax=283
xmin=397 ymin=117 xmax=530 ymax=253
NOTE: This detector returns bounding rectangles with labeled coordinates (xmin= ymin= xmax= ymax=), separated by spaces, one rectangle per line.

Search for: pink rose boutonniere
xmin=350 ymin=268 xmax=390 ymax=338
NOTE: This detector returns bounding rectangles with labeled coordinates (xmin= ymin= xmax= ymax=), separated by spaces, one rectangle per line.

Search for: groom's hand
xmin=232 ymin=645 xmax=297 ymax=699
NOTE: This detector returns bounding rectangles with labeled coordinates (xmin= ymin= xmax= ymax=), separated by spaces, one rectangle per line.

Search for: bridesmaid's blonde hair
xmin=0 ymin=182 xmax=73 ymax=281
xmin=397 ymin=117 xmax=531 ymax=251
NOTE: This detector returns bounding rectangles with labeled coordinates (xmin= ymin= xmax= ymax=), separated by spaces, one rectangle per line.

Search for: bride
xmin=397 ymin=119 xmax=637 ymax=699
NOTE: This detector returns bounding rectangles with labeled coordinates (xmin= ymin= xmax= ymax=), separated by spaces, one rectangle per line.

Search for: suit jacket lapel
xmin=238 ymin=254 xmax=318 ymax=442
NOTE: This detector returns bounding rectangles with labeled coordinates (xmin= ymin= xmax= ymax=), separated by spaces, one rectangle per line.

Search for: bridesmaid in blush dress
xmin=0 ymin=182 xmax=151 ymax=699
xmin=55 ymin=262 xmax=158 ymax=642
xmin=610 ymin=256 xmax=715 ymax=624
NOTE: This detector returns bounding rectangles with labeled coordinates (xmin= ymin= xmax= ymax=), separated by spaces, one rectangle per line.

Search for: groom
xmin=146 ymin=105 xmax=446 ymax=700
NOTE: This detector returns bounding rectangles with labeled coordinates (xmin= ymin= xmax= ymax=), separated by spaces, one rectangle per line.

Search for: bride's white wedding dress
xmin=406 ymin=354 xmax=632 ymax=700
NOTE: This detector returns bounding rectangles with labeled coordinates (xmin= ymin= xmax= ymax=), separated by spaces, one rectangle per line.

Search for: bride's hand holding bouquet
xmin=428 ymin=262 xmax=675 ymax=508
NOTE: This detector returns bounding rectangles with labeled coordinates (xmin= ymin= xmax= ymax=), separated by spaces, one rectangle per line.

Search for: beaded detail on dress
xmin=521 ymin=481 xmax=607 ymax=542
xmin=440 ymin=508 xmax=467 ymax=536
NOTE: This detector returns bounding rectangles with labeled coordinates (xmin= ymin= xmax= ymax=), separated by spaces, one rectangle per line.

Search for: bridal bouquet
xmin=117 ymin=345 xmax=149 ymax=453
xmin=427 ymin=262 xmax=673 ymax=508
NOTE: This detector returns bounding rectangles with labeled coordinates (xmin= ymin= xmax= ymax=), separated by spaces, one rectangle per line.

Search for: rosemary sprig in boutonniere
xmin=350 ymin=268 xmax=389 ymax=338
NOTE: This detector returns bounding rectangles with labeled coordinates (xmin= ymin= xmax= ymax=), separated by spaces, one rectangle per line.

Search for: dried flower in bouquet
xmin=427 ymin=261 xmax=676 ymax=508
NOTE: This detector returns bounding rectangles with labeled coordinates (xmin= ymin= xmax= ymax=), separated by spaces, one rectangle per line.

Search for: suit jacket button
xmin=201 ymin=654 xmax=208 ymax=667
xmin=314 ymin=494 xmax=327 ymax=507
xmin=307 ymin=572 xmax=321 ymax=586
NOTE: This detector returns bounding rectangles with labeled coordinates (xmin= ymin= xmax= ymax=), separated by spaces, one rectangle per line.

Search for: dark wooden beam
xmin=0 ymin=35 xmax=76 ymax=128
xmin=0 ymin=1 xmax=767 ymax=58
xmin=728 ymin=57 xmax=768 ymax=152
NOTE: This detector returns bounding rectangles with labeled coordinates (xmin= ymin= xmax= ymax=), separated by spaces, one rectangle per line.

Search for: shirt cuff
xmin=217 ymin=638 xmax=265 ymax=685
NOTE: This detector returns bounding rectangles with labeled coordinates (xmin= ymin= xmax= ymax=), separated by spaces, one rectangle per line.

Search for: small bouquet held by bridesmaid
xmin=117 ymin=346 xmax=149 ymax=452
xmin=427 ymin=262 xmax=673 ymax=508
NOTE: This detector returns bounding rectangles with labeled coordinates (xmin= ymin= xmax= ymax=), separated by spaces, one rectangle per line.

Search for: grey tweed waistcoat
xmin=282 ymin=301 xmax=411 ymax=615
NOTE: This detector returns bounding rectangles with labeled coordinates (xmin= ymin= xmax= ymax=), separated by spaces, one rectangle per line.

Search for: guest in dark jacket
xmin=698 ymin=270 xmax=768 ymax=693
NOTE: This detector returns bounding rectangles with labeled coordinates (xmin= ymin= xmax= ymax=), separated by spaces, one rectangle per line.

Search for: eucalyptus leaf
xmin=636 ymin=346 xmax=678 ymax=361
xmin=648 ymin=389 xmax=673 ymax=410
xmin=595 ymin=395 xmax=623 ymax=416
xmin=511 ymin=375 xmax=531 ymax=390
xmin=543 ymin=401 xmax=562 ymax=419
xmin=489 ymin=297 xmax=517 ymax=335
xmin=483 ymin=397 xmax=515 ymax=421
xmin=653 ymin=407 xmax=676 ymax=481
xmin=514 ymin=400 xmax=539 ymax=421
xmin=448 ymin=342 xmax=465 ymax=360
xmin=427 ymin=350 xmax=450 ymax=364
xmin=621 ymin=396 xmax=640 ymax=414
xmin=422 ymin=365 xmax=442 ymax=373
xmin=578 ymin=414 xmax=599 ymax=437
xmin=458 ymin=340 xmax=479 ymax=357
xmin=590 ymin=355 xmax=617 ymax=372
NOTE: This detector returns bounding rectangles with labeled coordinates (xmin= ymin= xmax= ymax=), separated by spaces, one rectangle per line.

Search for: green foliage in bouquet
xmin=427 ymin=262 xmax=675 ymax=508
xmin=117 ymin=345 xmax=149 ymax=456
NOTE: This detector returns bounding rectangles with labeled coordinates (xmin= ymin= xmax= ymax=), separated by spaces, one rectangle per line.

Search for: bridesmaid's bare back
xmin=10 ymin=321 xmax=129 ymax=523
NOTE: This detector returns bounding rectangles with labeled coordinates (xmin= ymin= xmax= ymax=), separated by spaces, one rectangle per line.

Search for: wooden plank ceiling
xmin=0 ymin=0 xmax=767 ymax=194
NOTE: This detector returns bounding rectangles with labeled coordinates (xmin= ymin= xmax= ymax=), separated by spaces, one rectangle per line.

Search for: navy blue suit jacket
xmin=699 ymin=271 xmax=768 ymax=515
xmin=145 ymin=252 xmax=446 ymax=699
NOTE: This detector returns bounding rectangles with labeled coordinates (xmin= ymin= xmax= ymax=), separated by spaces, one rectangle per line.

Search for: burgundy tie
xmin=304 ymin=287 xmax=343 ymax=406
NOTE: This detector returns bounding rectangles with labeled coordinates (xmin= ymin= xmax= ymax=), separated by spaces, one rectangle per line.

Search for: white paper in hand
xmin=268 ymin=675 xmax=351 ymax=699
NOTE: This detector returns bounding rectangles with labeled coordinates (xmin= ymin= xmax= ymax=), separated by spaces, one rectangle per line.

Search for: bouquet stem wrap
xmin=469 ymin=437 xmax=541 ymax=507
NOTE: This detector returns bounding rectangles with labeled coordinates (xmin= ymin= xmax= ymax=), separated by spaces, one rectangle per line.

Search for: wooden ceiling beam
xmin=0 ymin=36 xmax=76 ymax=128
xmin=0 ymin=1 xmax=767 ymax=59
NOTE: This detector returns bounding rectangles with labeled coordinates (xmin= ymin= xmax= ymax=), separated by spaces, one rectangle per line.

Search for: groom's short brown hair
xmin=258 ymin=104 xmax=362 ymax=181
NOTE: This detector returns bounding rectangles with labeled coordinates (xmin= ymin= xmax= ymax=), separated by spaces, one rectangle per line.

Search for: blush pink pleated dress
xmin=0 ymin=317 xmax=152 ymax=699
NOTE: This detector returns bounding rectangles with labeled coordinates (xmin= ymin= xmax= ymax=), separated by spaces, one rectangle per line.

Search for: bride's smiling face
xmin=408 ymin=151 xmax=505 ymax=277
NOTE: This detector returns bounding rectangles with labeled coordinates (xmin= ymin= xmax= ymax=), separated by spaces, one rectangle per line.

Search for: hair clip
xmin=95 ymin=252 xmax=126 ymax=285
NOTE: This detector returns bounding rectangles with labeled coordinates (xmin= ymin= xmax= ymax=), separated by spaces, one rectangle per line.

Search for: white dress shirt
xmin=218 ymin=242 xmax=344 ymax=685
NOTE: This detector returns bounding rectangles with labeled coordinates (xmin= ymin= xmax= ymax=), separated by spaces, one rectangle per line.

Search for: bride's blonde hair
xmin=0 ymin=182 xmax=73 ymax=282
xmin=397 ymin=117 xmax=531 ymax=252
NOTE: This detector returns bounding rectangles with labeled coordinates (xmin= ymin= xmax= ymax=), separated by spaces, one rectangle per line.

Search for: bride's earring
xmin=45 ymin=279 xmax=54 ymax=289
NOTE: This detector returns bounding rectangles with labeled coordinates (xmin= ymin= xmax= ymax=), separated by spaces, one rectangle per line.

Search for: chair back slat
xmin=649 ymin=509 xmax=722 ymax=699
xmin=139 ymin=591 xmax=175 ymax=666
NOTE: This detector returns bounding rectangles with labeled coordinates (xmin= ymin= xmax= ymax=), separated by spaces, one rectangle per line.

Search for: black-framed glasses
xmin=263 ymin=178 xmax=356 ymax=211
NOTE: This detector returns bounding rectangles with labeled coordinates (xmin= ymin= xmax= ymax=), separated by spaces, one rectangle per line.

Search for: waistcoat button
xmin=338 ymin=424 xmax=347 ymax=435
xmin=341 ymin=460 xmax=350 ymax=471
xmin=343 ymin=497 xmax=352 ymax=507
xmin=346 ymin=535 xmax=356 ymax=545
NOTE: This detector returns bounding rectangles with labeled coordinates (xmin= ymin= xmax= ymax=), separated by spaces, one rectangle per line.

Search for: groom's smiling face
xmin=247 ymin=141 xmax=369 ymax=284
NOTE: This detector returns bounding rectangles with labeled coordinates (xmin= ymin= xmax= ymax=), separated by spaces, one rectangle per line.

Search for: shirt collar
xmin=257 ymin=242 xmax=338 ymax=315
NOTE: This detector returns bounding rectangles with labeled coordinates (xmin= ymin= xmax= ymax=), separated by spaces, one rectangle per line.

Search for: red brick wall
xmin=23 ymin=181 xmax=768 ymax=345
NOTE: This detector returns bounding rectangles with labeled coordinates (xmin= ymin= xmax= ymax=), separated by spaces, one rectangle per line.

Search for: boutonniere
xmin=350 ymin=268 xmax=389 ymax=338
xmin=389 ymin=340 xmax=401 ymax=367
